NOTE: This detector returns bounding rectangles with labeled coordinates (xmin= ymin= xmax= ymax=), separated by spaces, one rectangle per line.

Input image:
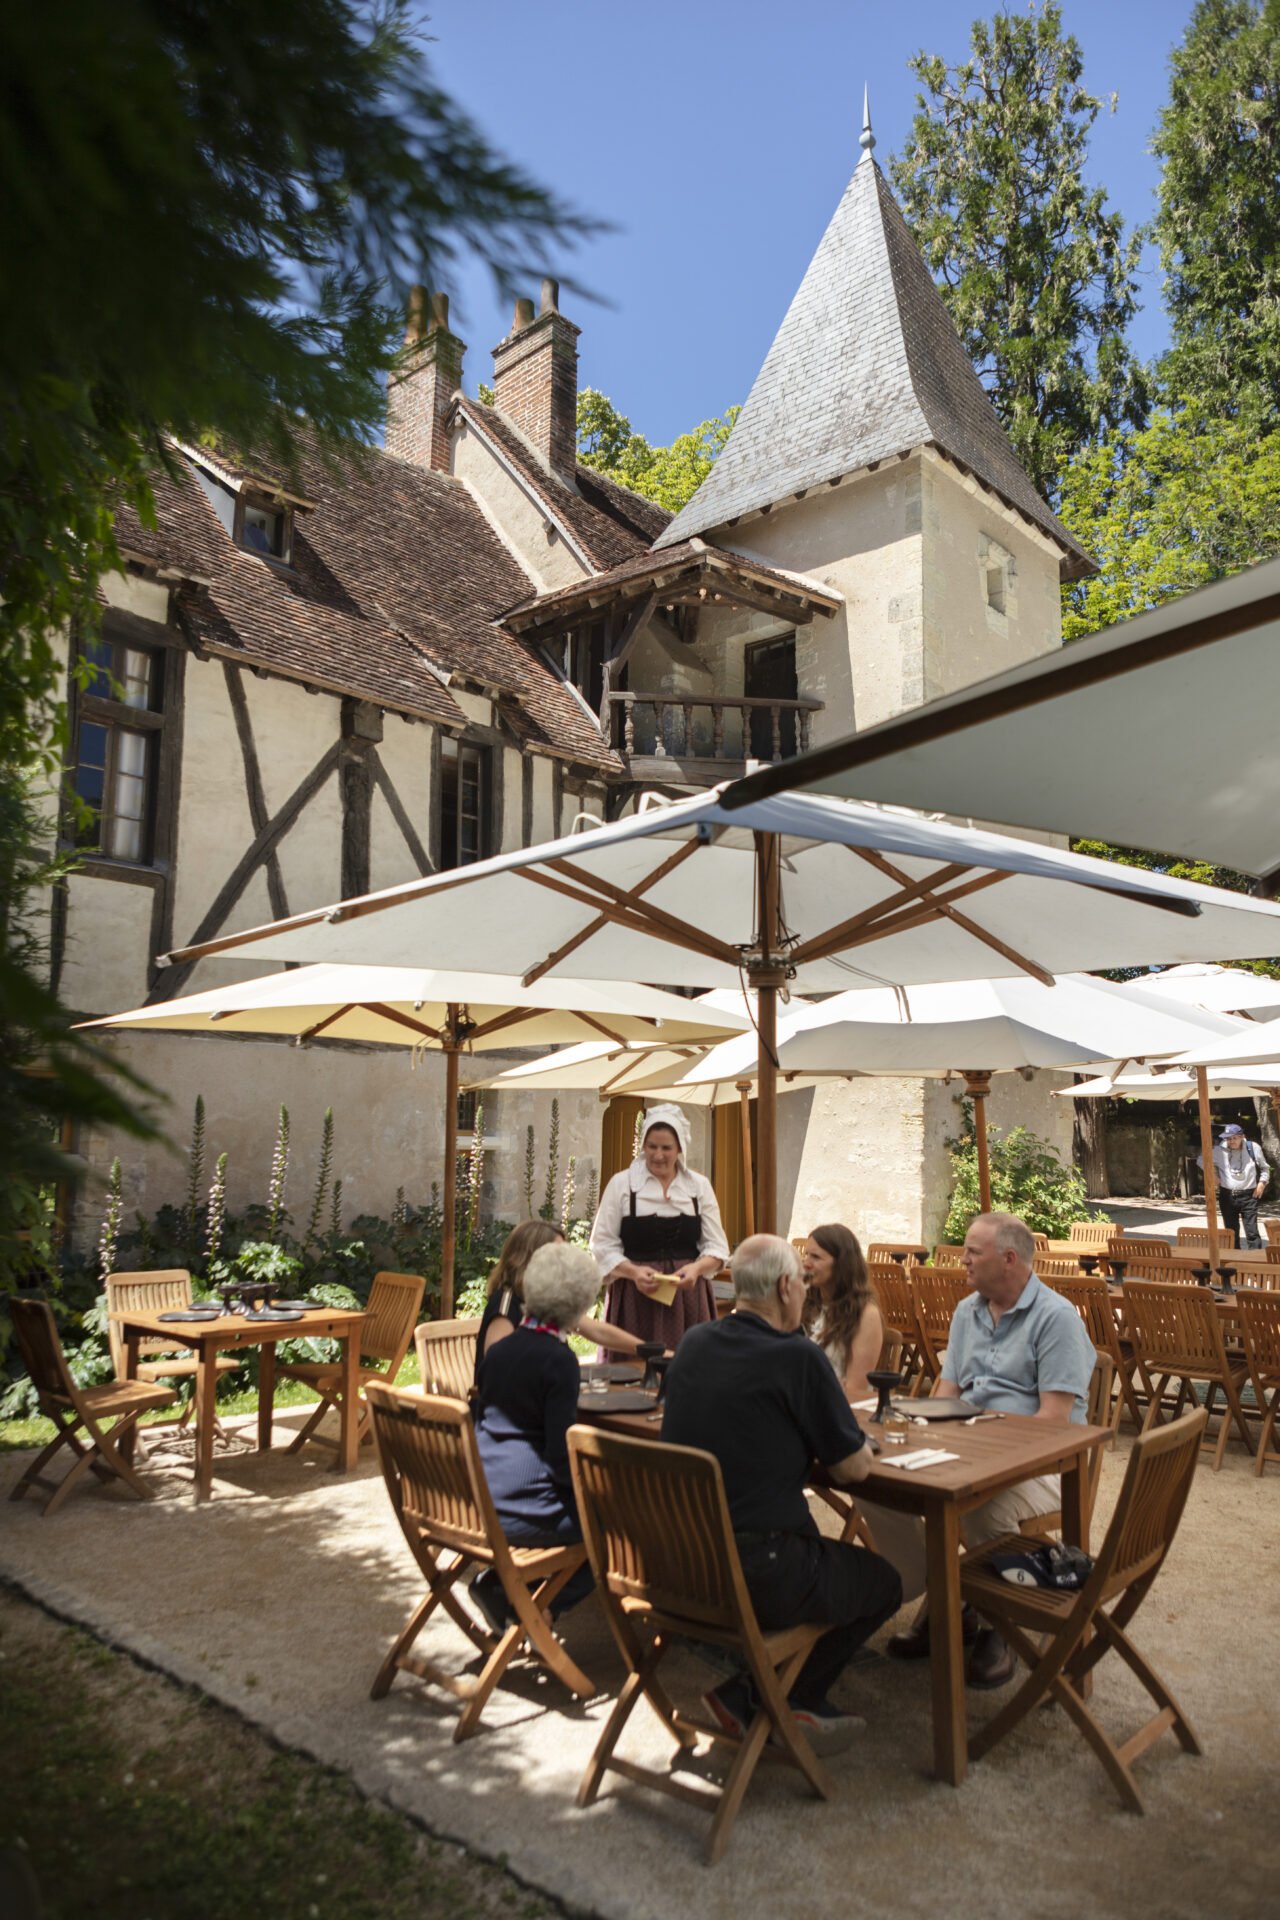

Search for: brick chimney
xmin=491 ymin=277 xmax=580 ymax=480
xmin=385 ymin=287 xmax=464 ymax=471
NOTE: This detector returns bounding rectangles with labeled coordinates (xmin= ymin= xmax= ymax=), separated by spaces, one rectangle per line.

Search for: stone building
xmin=62 ymin=128 xmax=1088 ymax=1252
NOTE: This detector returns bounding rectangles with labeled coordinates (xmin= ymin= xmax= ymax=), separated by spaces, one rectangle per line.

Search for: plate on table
xmin=157 ymin=1309 xmax=222 ymax=1323
xmin=890 ymin=1396 xmax=980 ymax=1421
xmin=242 ymin=1308 xmax=305 ymax=1322
xmin=271 ymin=1300 xmax=322 ymax=1313
xmin=579 ymin=1363 xmax=643 ymax=1385
xmin=578 ymin=1388 xmax=657 ymax=1412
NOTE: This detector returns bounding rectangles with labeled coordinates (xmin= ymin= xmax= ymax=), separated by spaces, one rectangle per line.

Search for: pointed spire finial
xmin=860 ymin=85 xmax=876 ymax=159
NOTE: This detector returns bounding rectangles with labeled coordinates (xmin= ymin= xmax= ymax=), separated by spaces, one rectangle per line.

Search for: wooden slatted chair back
xmin=360 ymin=1271 xmax=427 ymax=1369
xmin=1176 ymin=1225 xmax=1235 ymax=1251
xmin=1123 ymin=1280 xmax=1223 ymax=1373
xmin=932 ymin=1243 xmax=965 ymax=1267
xmin=1036 ymin=1255 xmax=1086 ymax=1280
xmin=1121 ymin=1257 xmax=1199 ymax=1286
xmin=868 ymin=1262 xmax=914 ymax=1334
xmin=1248 ymin=1256 xmax=1280 ymax=1288
xmin=1266 ymin=1218 xmax=1280 ymax=1246
xmin=1236 ymin=1290 xmax=1280 ymax=1476
xmin=104 ymin=1270 xmax=193 ymax=1373
xmin=866 ymin=1243 xmax=928 ymax=1267
xmin=911 ymin=1268 xmax=969 ymax=1379
xmin=10 ymin=1297 xmax=77 ymax=1413
xmin=1069 ymin=1221 xmax=1114 ymax=1247
xmin=414 ymin=1317 xmax=480 ymax=1398
xmin=1108 ymin=1236 xmax=1172 ymax=1262
xmin=1097 ymin=1406 xmax=1206 ymax=1601
xmin=368 ymin=1385 xmax=490 ymax=1555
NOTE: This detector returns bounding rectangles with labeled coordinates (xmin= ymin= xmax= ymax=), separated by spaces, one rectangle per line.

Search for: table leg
xmin=258 ymin=1343 xmax=276 ymax=1453
xmin=1060 ymin=1454 xmax=1093 ymax=1699
xmin=194 ymin=1341 xmax=218 ymax=1504
xmin=925 ymin=1504 xmax=967 ymax=1786
xmin=121 ymin=1330 xmax=141 ymax=1464
xmin=335 ymin=1327 xmax=360 ymax=1474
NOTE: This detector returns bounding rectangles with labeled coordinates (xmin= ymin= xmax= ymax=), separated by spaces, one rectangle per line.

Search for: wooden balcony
xmin=606 ymin=691 xmax=823 ymax=785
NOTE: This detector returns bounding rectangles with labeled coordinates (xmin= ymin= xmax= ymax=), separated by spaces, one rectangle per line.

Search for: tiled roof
xmin=114 ymin=438 xmax=620 ymax=768
xmin=452 ymin=396 xmax=671 ymax=570
xmin=656 ymin=157 xmax=1093 ymax=579
xmin=501 ymin=537 xmax=842 ymax=626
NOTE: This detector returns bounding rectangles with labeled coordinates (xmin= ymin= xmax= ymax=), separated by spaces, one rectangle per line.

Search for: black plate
xmin=579 ymin=1362 xmax=643 ymax=1385
xmin=157 ymin=1308 xmax=221 ymax=1322
xmin=578 ymin=1388 xmax=656 ymax=1412
xmin=271 ymin=1300 xmax=322 ymax=1313
xmin=241 ymin=1308 xmax=304 ymax=1322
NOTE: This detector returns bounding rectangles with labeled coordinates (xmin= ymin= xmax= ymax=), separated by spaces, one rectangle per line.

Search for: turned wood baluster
xmin=653 ymin=700 xmax=667 ymax=758
xmin=682 ymin=702 xmax=693 ymax=756
xmin=771 ymin=705 xmax=782 ymax=762
xmin=712 ymin=704 xmax=725 ymax=759
xmin=798 ymin=709 xmax=811 ymax=752
xmin=623 ymin=700 xmax=635 ymax=755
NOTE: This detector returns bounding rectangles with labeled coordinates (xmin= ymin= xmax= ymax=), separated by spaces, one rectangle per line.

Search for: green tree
xmin=577 ymin=389 xmax=740 ymax=514
xmin=1153 ymin=0 xmax=1280 ymax=426
xmin=891 ymin=0 xmax=1147 ymax=497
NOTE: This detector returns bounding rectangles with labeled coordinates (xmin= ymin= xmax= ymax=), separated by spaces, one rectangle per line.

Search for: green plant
xmin=943 ymin=1107 xmax=1102 ymax=1243
xmin=235 ymin=1241 xmax=304 ymax=1288
xmin=561 ymin=1154 xmax=576 ymax=1234
xmin=266 ymin=1104 xmax=290 ymax=1243
xmin=97 ymin=1156 xmax=123 ymax=1283
xmin=542 ymin=1098 xmax=560 ymax=1221
xmin=523 ymin=1124 xmax=536 ymax=1215
xmin=302 ymin=1107 xmax=334 ymax=1254
xmin=181 ymin=1094 xmax=205 ymax=1265
xmin=204 ymin=1151 xmax=228 ymax=1275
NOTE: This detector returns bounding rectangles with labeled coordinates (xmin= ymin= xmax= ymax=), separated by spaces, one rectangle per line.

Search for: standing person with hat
xmin=589 ymin=1103 xmax=729 ymax=1348
xmin=1199 ymin=1122 xmax=1270 ymax=1250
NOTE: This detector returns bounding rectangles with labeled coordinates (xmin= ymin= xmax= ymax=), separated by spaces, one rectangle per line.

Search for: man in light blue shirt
xmin=883 ymin=1212 xmax=1095 ymax=1689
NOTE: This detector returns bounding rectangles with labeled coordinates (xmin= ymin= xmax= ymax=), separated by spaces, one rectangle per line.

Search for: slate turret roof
xmin=655 ymin=153 xmax=1093 ymax=580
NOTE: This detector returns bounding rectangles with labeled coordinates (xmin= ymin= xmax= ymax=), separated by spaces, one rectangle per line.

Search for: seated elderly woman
xmin=477 ymin=1220 xmax=641 ymax=1384
xmin=801 ymin=1223 xmax=885 ymax=1404
xmin=469 ymin=1240 xmax=601 ymax=1632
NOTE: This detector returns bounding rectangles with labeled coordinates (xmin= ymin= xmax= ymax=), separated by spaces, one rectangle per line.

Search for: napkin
xmin=883 ymin=1448 xmax=962 ymax=1471
xmin=647 ymin=1275 xmax=677 ymax=1308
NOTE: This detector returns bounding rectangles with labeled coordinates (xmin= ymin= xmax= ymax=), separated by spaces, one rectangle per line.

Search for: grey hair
xmin=730 ymin=1232 xmax=800 ymax=1301
xmin=522 ymin=1241 xmax=601 ymax=1327
xmin=973 ymin=1211 xmax=1036 ymax=1267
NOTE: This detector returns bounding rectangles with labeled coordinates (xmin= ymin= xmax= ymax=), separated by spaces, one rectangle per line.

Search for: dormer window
xmin=241 ymin=498 xmax=287 ymax=559
xmin=184 ymin=448 xmax=296 ymax=565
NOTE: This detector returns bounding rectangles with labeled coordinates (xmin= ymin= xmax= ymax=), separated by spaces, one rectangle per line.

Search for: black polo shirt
xmin=661 ymin=1311 xmax=866 ymax=1537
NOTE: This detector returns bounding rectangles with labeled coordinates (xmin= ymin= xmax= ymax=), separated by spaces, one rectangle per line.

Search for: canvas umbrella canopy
xmin=1063 ymin=1067 xmax=1280 ymax=1103
xmin=716 ymin=555 xmax=1280 ymax=884
xmin=612 ymin=974 xmax=1245 ymax=1212
xmin=1117 ymin=963 xmax=1280 ymax=1023
xmin=158 ymin=787 xmax=1280 ymax=1234
xmin=81 ymin=963 xmax=749 ymax=1312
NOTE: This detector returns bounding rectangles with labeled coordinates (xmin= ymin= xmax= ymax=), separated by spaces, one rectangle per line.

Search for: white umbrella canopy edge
xmin=714 ymin=555 xmax=1280 ymax=880
xmin=1062 ymin=1069 xmax=1280 ymax=1101
xmin=1118 ymin=963 xmax=1280 ymax=1024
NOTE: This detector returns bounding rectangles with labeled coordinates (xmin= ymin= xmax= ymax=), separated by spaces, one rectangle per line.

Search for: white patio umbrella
xmin=1119 ymin=963 xmax=1280 ymax=1023
xmin=1063 ymin=1067 xmax=1280 ymax=1103
xmin=716 ymin=554 xmax=1280 ymax=884
xmin=82 ymin=963 xmax=748 ymax=1312
xmin=614 ymin=974 xmax=1244 ymax=1211
xmin=157 ymin=787 xmax=1280 ymax=1233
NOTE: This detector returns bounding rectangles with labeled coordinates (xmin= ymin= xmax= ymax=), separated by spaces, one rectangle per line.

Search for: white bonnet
xmin=640 ymin=1102 xmax=691 ymax=1164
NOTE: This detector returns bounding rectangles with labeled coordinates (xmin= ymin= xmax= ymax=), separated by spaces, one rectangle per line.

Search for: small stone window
xmin=979 ymin=536 xmax=1014 ymax=623
xmin=985 ymin=563 xmax=1007 ymax=616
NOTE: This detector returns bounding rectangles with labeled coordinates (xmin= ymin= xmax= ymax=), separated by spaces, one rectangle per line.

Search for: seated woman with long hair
xmin=801 ymin=1223 xmax=885 ymax=1403
xmin=469 ymin=1240 xmax=603 ymax=1629
xmin=476 ymin=1219 xmax=641 ymax=1383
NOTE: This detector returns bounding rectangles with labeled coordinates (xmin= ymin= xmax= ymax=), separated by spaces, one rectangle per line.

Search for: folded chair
xmin=1122 ymin=1279 xmax=1253 ymax=1471
xmin=367 ymin=1384 xmax=593 ymax=1740
xmin=961 ymin=1407 xmax=1206 ymax=1813
xmin=277 ymin=1269 xmax=424 ymax=1453
xmin=568 ymin=1425 xmax=837 ymax=1866
xmin=8 ymin=1297 xmax=177 ymax=1516
xmin=1236 ymin=1288 xmax=1280 ymax=1477
xmin=414 ymin=1316 xmax=480 ymax=1398
xmin=105 ymin=1270 xmax=239 ymax=1433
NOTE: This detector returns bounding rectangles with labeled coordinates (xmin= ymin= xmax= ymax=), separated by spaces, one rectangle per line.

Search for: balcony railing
xmin=606 ymin=691 xmax=823 ymax=767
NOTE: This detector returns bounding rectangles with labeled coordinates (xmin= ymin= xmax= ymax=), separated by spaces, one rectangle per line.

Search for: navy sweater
xmin=475 ymin=1326 xmax=579 ymax=1533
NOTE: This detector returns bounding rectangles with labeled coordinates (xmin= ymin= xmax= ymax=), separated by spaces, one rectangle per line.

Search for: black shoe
xmin=468 ymin=1568 xmax=511 ymax=1636
xmin=966 ymin=1627 xmax=1016 ymax=1690
xmin=702 ymin=1675 xmax=757 ymax=1739
xmin=886 ymin=1605 xmax=981 ymax=1660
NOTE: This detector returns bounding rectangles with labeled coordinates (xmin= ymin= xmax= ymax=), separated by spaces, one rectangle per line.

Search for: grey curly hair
xmin=522 ymin=1241 xmax=602 ymax=1327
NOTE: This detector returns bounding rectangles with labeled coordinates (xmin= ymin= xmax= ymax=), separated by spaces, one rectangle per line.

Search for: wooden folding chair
xmin=1069 ymin=1221 xmax=1115 ymax=1249
xmin=567 ymin=1424 xmax=836 ymax=1865
xmin=366 ymin=1385 xmax=593 ymax=1739
xmin=8 ymin=1298 xmax=177 ymax=1516
xmin=932 ymin=1243 xmax=965 ymax=1266
xmin=1051 ymin=1272 xmax=1141 ymax=1430
xmin=1122 ymin=1279 xmax=1254 ymax=1471
xmin=1235 ymin=1289 xmax=1280 ymax=1477
xmin=1120 ymin=1257 xmax=1199 ymax=1286
xmin=277 ymin=1269 xmax=424 ymax=1452
xmin=910 ymin=1268 xmax=969 ymax=1394
xmin=869 ymin=1263 xmax=922 ymax=1392
xmin=866 ymin=1242 xmax=928 ymax=1267
xmin=1266 ymin=1218 xmax=1280 ymax=1247
xmin=962 ymin=1407 xmax=1206 ymax=1813
xmin=1176 ymin=1225 xmax=1235 ymax=1252
xmin=414 ymin=1316 xmax=480 ymax=1397
xmin=105 ymin=1270 xmax=239 ymax=1433
xmin=1036 ymin=1254 xmax=1087 ymax=1281
xmin=1107 ymin=1236 xmax=1172 ymax=1267
xmin=1018 ymin=1355 xmax=1114 ymax=1539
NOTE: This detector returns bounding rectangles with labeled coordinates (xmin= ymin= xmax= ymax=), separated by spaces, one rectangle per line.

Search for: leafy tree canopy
xmin=1153 ymin=0 xmax=1280 ymax=426
xmin=576 ymin=388 xmax=740 ymax=514
xmin=891 ymin=0 xmax=1147 ymax=498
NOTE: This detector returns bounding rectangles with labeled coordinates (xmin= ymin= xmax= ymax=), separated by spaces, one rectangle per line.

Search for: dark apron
xmin=605 ymin=1191 xmax=715 ymax=1349
xmin=619 ymin=1191 xmax=702 ymax=1271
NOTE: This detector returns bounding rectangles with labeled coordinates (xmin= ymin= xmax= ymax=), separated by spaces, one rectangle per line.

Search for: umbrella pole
xmin=737 ymin=1080 xmax=756 ymax=1238
xmin=963 ymin=1072 xmax=993 ymax=1213
xmin=1195 ymin=1065 xmax=1222 ymax=1271
xmin=752 ymin=832 xmax=784 ymax=1238
xmin=441 ymin=1021 xmax=460 ymax=1319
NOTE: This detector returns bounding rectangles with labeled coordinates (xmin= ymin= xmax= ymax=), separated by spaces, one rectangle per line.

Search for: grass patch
xmin=0 ymin=1591 xmax=556 ymax=1920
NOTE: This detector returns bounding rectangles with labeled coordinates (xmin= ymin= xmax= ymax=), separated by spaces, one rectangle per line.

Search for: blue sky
xmin=418 ymin=1 xmax=1198 ymax=444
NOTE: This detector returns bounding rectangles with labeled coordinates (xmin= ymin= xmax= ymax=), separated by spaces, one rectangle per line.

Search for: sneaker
xmin=786 ymin=1697 xmax=866 ymax=1757
xmin=966 ymin=1627 xmax=1017 ymax=1691
xmin=702 ymin=1675 xmax=758 ymax=1739
xmin=468 ymin=1567 xmax=512 ymax=1637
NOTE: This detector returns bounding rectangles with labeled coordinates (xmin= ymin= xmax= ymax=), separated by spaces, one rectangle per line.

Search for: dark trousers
xmin=736 ymin=1530 xmax=902 ymax=1708
xmin=1219 ymin=1187 xmax=1263 ymax=1250
xmin=501 ymin=1508 xmax=595 ymax=1615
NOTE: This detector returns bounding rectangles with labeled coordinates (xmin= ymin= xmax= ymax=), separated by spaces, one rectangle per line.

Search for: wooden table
xmin=116 ymin=1305 xmax=367 ymax=1503
xmin=853 ymin=1413 xmax=1111 ymax=1786
xmin=579 ymin=1389 xmax=1111 ymax=1788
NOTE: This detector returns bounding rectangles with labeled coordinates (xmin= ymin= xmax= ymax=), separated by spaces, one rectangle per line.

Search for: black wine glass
xmin=866 ymin=1368 xmax=904 ymax=1425
xmin=637 ymin=1342 xmax=665 ymax=1392
xmin=1077 ymin=1253 xmax=1100 ymax=1276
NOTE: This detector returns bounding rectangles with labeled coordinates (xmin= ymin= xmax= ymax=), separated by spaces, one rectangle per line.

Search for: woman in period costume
xmin=588 ymin=1103 xmax=729 ymax=1349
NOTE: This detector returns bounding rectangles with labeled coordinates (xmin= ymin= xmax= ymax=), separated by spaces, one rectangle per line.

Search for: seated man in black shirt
xmin=661 ymin=1233 xmax=902 ymax=1754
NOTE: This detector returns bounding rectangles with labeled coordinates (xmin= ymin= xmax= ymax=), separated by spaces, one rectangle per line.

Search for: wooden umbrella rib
xmin=573 ymin=1012 xmax=634 ymax=1045
xmin=789 ymin=862 xmax=975 ymax=963
xmin=847 ymin=848 xmax=1054 ymax=985
xmin=517 ymin=869 xmax=737 ymax=968
xmin=796 ymin=872 xmax=1011 ymax=965
xmin=295 ymin=1003 xmax=357 ymax=1042
xmin=365 ymin=1001 xmax=447 ymax=1043
xmin=544 ymin=855 xmax=741 ymax=966
xmin=521 ymin=839 xmax=705 ymax=986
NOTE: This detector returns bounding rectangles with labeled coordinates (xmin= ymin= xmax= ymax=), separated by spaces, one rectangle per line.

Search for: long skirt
xmin=602 ymin=1264 xmax=716 ymax=1349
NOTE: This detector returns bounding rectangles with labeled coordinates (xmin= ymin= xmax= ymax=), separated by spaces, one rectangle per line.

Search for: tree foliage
xmin=891 ymin=0 xmax=1147 ymax=497
xmin=577 ymin=389 xmax=740 ymax=514
xmin=1153 ymin=0 xmax=1280 ymax=427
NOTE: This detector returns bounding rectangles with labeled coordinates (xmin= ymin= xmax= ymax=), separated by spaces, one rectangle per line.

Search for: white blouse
xmin=589 ymin=1162 xmax=730 ymax=1279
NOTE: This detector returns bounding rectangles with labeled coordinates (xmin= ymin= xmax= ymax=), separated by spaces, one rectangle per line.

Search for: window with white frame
xmin=71 ymin=633 xmax=165 ymax=863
